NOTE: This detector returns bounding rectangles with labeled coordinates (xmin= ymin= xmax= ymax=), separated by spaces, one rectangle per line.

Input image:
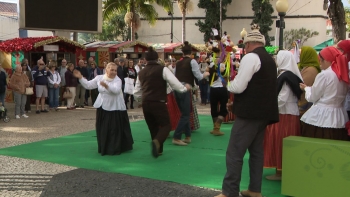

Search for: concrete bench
xmin=282 ymin=136 xmax=350 ymax=197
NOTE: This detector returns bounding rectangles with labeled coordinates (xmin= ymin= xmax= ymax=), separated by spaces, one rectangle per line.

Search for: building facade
xmin=137 ymin=0 xmax=328 ymax=47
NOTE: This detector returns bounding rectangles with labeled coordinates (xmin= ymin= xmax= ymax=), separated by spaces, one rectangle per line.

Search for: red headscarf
xmin=337 ymin=40 xmax=350 ymax=63
xmin=320 ymin=46 xmax=349 ymax=84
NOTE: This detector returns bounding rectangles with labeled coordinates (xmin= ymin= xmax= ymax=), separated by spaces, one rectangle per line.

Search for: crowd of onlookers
xmin=0 ymin=56 xmax=167 ymax=119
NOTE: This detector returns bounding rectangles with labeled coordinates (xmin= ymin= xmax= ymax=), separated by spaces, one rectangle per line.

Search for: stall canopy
xmin=149 ymin=43 xmax=203 ymax=53
xmin=313 ymin=38 xmax=334 ymax=52
xmin=84 ymin=40 xmax=149 ymax=53
xmin=0 ymin=36 xmax=85 ymax=53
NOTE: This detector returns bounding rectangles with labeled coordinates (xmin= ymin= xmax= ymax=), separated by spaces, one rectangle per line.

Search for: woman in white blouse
xmin=47 ymin=61 xmax=61 ymax=111
xmin=73 ymin=62 xmax=134 ymax=155
xmin=300 ymin=47 xmax=349 ymax=140
xmin=264 ymin=50 xmax=303 ymax=180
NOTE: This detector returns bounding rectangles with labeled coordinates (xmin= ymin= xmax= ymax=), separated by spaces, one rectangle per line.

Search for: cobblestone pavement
xmin=0 ymin=100 xmax=214 ymax=197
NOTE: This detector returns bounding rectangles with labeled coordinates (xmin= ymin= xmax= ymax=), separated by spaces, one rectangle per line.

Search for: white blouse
xmin=79 ymin=75 xmax=126 ymax=111
xmin=301 ymin=67 xmax=349 ymax=128
xmin=278 ymin=82 xmax=299 ymax=115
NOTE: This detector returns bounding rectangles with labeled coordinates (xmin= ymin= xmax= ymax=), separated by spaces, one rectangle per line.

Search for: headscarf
xmin=276 ymin=50 xmax=303 ymax=99
xmin=298 ymin=46 xmax=321 ymax=72
xmin=320 ymin=46 xmax=349 ymax=84
xmin=337 ymin=40 xmax=350 ymax=63
xmin=277 ymin=50 xmax=303 ymax=81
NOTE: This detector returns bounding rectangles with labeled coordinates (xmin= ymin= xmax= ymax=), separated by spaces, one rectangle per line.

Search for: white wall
xmin=0 ymin=16 xmax=54 ymax=41
xmin=138 ymin=0 xmax=328 ymax=47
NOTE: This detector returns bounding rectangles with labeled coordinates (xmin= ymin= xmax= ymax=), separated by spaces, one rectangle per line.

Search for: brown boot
xmin=210 ymin=117 xmax=218 ymax=134
xmin=212 ymin=116 xmax=224 ymax=136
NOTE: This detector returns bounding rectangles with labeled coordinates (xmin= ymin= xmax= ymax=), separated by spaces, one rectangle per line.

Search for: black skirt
xmin=96 ymin=108 xmax=134 ymax=155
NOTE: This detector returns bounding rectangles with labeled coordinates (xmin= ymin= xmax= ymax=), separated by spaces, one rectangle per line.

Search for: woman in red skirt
xmin=263 ymin=50 xmax=303 ymax=180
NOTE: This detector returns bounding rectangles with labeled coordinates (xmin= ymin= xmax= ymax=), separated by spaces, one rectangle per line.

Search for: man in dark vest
xmin=173 ymin=41 xmax=210 ymax=146
xmin=133 ymin=47 xmax=191 ymax=158
xmin=215 ymin=24 xmax=279 ymax=197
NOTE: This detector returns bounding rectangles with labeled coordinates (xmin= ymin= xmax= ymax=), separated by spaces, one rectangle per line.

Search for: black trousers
xmin=210 ymin=87 xmax=228 ymax=118
xmin=142 ymin=101 xmax=171 ymax=153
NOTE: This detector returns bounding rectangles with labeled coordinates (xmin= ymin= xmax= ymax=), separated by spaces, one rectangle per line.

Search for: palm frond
xmin=139 ymin=5 xmax=158 ymax=26
xmin=103 ymin=0 xmax=129 ymax=19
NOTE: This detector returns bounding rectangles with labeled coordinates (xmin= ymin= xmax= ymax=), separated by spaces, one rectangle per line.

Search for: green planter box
xmin=282 ymin=136 xmax=350 ymax=197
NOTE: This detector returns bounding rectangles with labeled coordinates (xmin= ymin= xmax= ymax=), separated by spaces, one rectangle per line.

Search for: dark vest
xmin=138 ymin=61 xmax=167 ymax=102
xmin=175 ymin=57 xmax=195 ymax=86
xmin=233 ymin=47 xmax=279 ymax=124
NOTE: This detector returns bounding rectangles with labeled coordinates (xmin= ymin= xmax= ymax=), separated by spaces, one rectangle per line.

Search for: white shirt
xmin=48 ymin=71 xmax=61 ymax=85
xmin=79 ymin=75 xmax=126 ymax=111
xmin=227 ymin=53 xmax=261 ymax=93
xmin=301 ymin=67 xmax=349 ymax=128
xmin=133 ymin=67 xmax=188 ymax=102
xmin=278 ymin=82 xmax=299 ymax=115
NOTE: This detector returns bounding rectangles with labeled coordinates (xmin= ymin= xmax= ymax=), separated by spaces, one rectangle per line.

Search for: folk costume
xmin=300 ymin=47 xmax=349 ymax=140
xmin=263 ymin=50 xmax=303 ymax=180
xmin=78 ymin=73 xmax=134 ymax=156
xmin=173 ymin=41 xmax=205 ymax=145
xmin=134 ymin=47 xmax=189 ymax=158
xmin=217 ymin=24 xmax=279 ymax=197
xmin=206 ymin=29 xmax=236 ymax=135
xmin=298 ymin=46 xmax=320 ymax=115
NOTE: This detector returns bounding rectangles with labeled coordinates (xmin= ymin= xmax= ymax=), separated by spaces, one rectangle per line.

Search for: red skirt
xmin=166 ymin=92 xmax=200 ymax=131
xmin=167 ymin=93 xmax=181 ymax=131
xmin=264 ymin=114 xmax=301 ymax=170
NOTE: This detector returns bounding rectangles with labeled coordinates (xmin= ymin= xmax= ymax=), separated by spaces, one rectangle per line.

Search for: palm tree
xmin=177 ymin=0 xmax=194 ymax=42
xmin=103 ymin=0 xmax=173 ymax=41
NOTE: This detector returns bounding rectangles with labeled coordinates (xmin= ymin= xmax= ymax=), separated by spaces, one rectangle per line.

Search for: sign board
xmin=122 ymin=47 xmax=134 ymax=53
xmin=43 ymin=45 xmax=59 ymax=51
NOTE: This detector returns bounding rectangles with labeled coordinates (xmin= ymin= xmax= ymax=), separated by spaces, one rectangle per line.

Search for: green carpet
xmin=0 ymin=115 xmax=284 ymax=196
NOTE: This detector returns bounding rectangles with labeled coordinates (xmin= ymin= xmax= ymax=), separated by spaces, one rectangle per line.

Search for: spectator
xmin=75 ymin=60 xmax=89 ymax=108
xmin=65 ymin=63 xmax=77 ymax=110
xmin=32 ymin=58 xmax=50 ymax=114
xmin=124 ymin=59 xmax=137 ymax=109
xmin=47 ymin=60 xmax=61 ymax=111
xmin=10 ymin=65 xmax=30 ymax=119
xmin=118 ymin=58 xmax=126 ymax=92
xmin=58 ymin=59 xmax=67 ymax=106
xmin=0 ymin=63 xmax=7 ymax=107
xmin=22 ymin=63 xmax=33 ymax=113
xmin=89 ymin=61 xmax=102 ymax=104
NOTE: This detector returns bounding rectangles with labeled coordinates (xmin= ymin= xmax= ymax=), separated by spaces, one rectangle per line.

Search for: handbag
xmin=124 ymin=77 xmax=135 ymax=95
xmin=63 ymin=89 xmax=73 ymax=99
xmin=25 ymin=87 xmax=34 ymax=95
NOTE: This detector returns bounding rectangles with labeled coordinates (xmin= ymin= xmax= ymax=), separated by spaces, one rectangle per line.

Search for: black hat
xmin=181 ymin=41 xmax=192 ymax=55
xmin=145 ymin=47 xmax=159 ymax=61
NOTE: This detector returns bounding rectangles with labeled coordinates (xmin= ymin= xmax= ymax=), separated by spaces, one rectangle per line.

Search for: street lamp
xmin=276 ymin=0 xmax=289 ymax=50
xmin=240 ymin=28 xmax=247 ymax=58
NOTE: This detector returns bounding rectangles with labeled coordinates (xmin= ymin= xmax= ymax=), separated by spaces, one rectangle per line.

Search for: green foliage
xmin=283 ymin=28 xmax=319 ymax=49
xmin=251 ymin=0 xmax=274 ymax=46
xmin=195 ymin=0 xmax=233 ymax=42
xmin=78 ymin=11 xmax=128 ymax=44
xmin=265 ymin=46 xmax=278 ymax=54
xmin=345 ymin=7 xmax=350 ymax=32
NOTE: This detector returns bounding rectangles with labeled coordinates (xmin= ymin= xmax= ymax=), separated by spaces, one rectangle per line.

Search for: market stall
xmin=76 ymin=40 xmax=150 ymax=67
xmin=149 ymin=43 xmax=203 ymax=60
xmin=0 ymin=36 xmax=85 ymax=102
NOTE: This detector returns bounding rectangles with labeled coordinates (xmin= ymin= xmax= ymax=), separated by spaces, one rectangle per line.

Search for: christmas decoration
xmin=0 ymin=36 xmax=85 ymax=53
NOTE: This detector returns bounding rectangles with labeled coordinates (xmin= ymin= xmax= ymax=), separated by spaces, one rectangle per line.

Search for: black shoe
xmin=36 ymin=110 xmax=40 ymax=114
xmin=80 ymin=105 xmax=84 ymax=108
xmin=151 ymin=140 xmax=159 ymax=158
xmin=41 ymin=109 xmax=49 ymax=113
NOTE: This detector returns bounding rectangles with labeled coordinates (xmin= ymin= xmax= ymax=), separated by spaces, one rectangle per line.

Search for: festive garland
xmin=0 ymin=36 xmax=85 ymax=53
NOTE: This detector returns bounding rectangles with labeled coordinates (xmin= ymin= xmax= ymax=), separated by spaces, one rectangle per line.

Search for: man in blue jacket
xmin=32 ymin=58 xmax=50 ymax=114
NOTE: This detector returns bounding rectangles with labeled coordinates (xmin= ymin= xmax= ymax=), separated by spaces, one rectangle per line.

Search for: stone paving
xmin=0 ymin=100 xmax=213 ymax=197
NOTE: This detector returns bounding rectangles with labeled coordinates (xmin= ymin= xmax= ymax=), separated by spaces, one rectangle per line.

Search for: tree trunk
xmin=130 ymin=21 xmax=134 ymax=41
xmin=329 ymin=0 xmax=346 ymax=43
xmin=182 ymin=12 xmax=186 ymax=42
